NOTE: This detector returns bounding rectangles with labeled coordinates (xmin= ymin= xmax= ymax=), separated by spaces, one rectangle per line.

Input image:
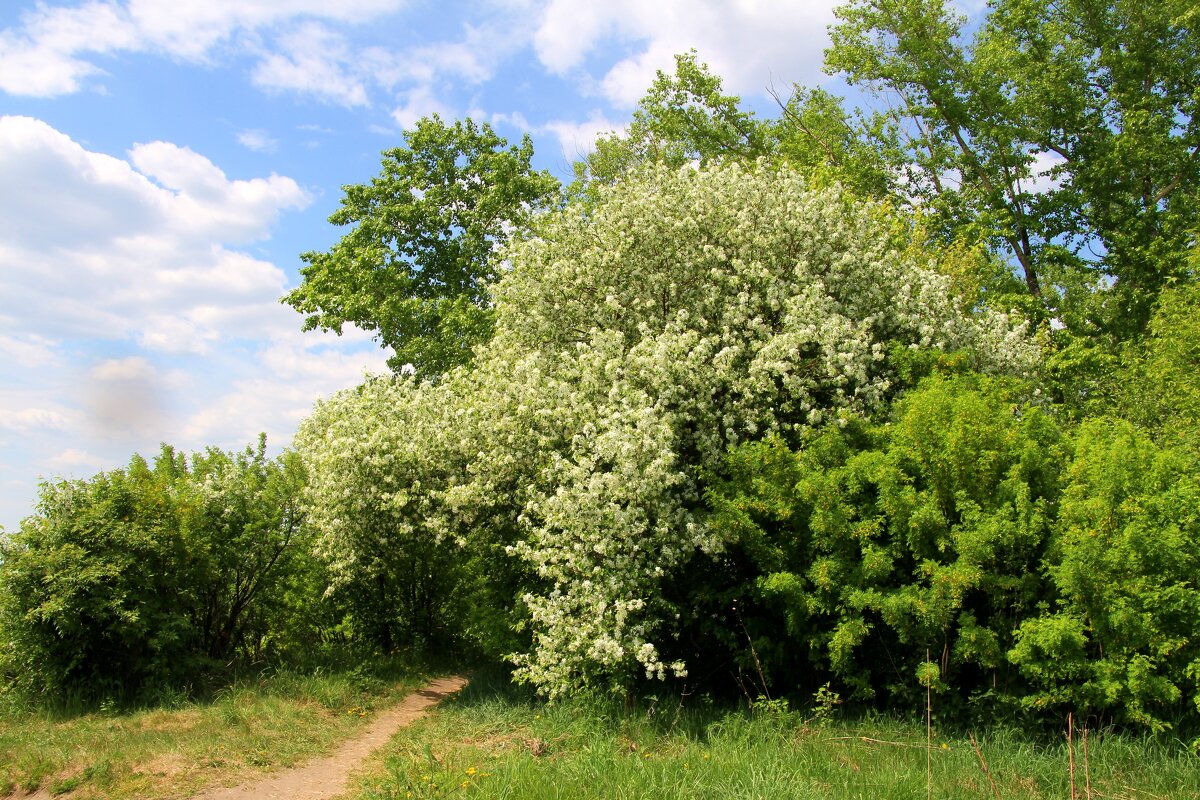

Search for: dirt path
xmin=191 ymin=675 xmax=467 ymax=800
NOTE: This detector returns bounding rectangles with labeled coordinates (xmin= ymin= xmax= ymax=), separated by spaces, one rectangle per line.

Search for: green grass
xmin=0 ymin=654 xmax=436 ymax=799
xmin=351 ymin=668 xmax=1200 ymax=800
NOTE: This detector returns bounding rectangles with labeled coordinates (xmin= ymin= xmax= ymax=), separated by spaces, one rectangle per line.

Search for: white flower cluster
xmin=296 ymin=162 xmax=1037 ymax=697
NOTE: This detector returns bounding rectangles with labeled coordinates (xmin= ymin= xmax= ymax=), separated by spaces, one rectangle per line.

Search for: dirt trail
xmin=191 ymin=675 xmax=467 ymax=800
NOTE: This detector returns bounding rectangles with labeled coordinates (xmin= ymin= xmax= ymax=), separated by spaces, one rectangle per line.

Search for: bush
xmin=702 ymin=374 xmax=1065 ymax=712
xmin=0 ymin=437 xmax=310 ymax=703
xmin=1010 ymin=419 xmax=1200 ymax=730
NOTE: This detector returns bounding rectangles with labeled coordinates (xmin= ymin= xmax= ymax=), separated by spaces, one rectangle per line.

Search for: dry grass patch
xmin=0 ymin=659 xmax=430 ymax=799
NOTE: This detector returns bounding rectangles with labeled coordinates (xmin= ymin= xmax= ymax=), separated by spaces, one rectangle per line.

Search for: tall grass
xmin=353 ymin=667 xmax=1200 ymax=800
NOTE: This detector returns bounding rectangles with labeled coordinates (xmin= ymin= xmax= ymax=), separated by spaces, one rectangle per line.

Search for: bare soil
xmin=188 ymin=675 xmax=467 ymax=800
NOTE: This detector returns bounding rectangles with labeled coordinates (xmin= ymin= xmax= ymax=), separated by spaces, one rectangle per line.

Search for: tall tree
xmin=284 ymin=116 xmax=561 ymax=376
xmin=768 ymin=85 xmax=904 ymax=200
xmin=570 ymin=51 xmax=769 ymax=199
xmin=827 ymin=0 xmax=1200 ymax=335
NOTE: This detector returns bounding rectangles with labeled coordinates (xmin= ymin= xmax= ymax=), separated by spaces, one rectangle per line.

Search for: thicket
xmin=2 ymin=0 xmax=1197 ymax=737
xmin=0 ymin=438 xmax=324 ymax=703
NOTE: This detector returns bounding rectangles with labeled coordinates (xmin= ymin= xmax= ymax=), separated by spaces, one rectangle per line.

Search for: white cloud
xmin=541 ymin=112 xmax=623 ymax=160
xmin=0 ymin=116 xmax=309 ymax=346
xmin=0 ymin=0 xmax=529 ymax=118
xmin=124 ymin=0 xmax=407 ymax=57
xmin=530 ymin=0 xmax=840 ymax=107
xmin=0 ymin=116 xmax=393 ymax=528
xmin=0 ymin=334 xmax=59 ymax=369
xmin=1024 ymin=149 xmax=1066 ymax=195
xmin=41 ymin=448 xmax=111 ymax=472
xmin=0 ymin=408 xmax=71 ymax=434
xmin=237 ymin=128 xmax=279 ymax=153
xmin=80 ymin=357 xmax=173 ymax=440
xmin=532 ymin=1 xmax=611 ymax=74
xmin=491 ymin=108 xmax=621 ymax=162
xmin=182 ymin=334 xmax=390 ymax=446
xmin=0 ymin=0 xmax=408 ymax=98
xmin=251 ymin=22 xmax=370 ymax=106
xmin=0 ymin=2 xmax=138 ymax=96
xmin=391 ymin=85 xmax=454 ymax=129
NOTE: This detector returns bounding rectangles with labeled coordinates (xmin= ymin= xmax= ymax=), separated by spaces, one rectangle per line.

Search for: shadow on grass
xmin=1 ymin=645 xmax=465 ymax=723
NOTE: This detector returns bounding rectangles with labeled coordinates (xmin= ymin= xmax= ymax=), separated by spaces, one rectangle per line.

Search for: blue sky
xmin=0 ymin=0 xmax=895 ymax=530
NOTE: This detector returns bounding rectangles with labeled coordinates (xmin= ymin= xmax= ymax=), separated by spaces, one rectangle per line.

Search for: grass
xmin=350 ymin=668 xmax=1200 ymax=800
xmin=0 ymin=653 xmax=436 ymax=799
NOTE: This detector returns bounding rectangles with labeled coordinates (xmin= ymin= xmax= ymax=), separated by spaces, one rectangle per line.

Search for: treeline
xmin=2 ymin=0 xmax=1198 ymax=734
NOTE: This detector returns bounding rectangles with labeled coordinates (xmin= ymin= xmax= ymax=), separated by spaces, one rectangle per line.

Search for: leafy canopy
xmin=0 ymin=438 xmax=307 ymax=701
xmin=283 ymin=116 xmax=561 ymax=376
xmin=828 ymin=0 xmax=1200 ymax=334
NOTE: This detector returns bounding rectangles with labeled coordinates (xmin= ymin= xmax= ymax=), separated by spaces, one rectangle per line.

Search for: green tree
xmin=1118 ymin=272 xmax=1200 ymax=450
xmin=704 ymin=374 xmax=1063 ymax=708
xmin=768 ymin=85 xmax=903 ymax=199
xmin=570 ymin=51 xmax=769 ymax=199
xmin=181 ymin=437 xmax=307 ymax=662
xmin=1010 ymin=419 xmax=1200 ymax=730
xmin=0 ymin=462 xmax=191 ymax=700
xmin=284 ymin=116 xmax=561 ymax=376
xmin=827 ymin=0 xmax=1200 ymax=334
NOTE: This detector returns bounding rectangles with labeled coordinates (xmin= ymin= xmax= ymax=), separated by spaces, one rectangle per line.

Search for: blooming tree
xmin=296 ymin=162 xmax=1036 ymax=697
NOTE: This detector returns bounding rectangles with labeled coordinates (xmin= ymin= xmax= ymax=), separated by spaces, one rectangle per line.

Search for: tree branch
xmin=767 ymin=84 xmax=841 ymax=167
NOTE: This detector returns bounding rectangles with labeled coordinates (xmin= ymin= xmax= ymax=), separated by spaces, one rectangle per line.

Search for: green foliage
xmin=294 ymin=376 xmax=524 ymax=658
xmin=768 ymin=85 xmax=902 ymax=200
xmin=298 ymin=161 xmax=1035 ymax=699
xmin=1119 ymin=279 xmax=1200 ymax=449
xmin=828 ymin=0 xmax=1200 ymax=334
xmin=0 ymin=438 xmax=310 ymax=703
xmin=705 ymin=374 xmax=1064 ymax=709
xmin=570 ymin=51 xmax=769 ymax=199
xmin=1010 ymin=419 xmax=1200 ymax=730
xmin=0 ymin=459 xmax=195 ymax=700
xmin=284 ymin=115 xmax=561 ymax=375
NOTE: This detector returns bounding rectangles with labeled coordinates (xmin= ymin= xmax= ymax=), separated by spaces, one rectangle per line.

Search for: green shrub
xmin=0 ymin=437 xmax=310 ymax=704
xmin=701 ymin=373 xmax=1065 ymax=712
xmin=1010 ymin=418 xmax=1200 ymax=730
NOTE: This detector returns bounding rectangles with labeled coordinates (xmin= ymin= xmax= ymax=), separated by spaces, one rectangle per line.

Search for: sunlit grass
xmin=352 ymin=668 xmax=1200 ymax=800
xmin=0 ymin=654 xmax=434 ymax=799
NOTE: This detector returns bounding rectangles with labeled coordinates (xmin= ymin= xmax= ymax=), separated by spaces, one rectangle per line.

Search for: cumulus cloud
xmin=0 ymin=117 xmax=392 ymax=528
xmin=0 ymin=408 xmax=72 ymax=434
xmin=41 ymin=448 xmax=110 ymax=472
xmin=0 ymin=334 xmax=59 ymax=370
xmin=181 ymin=332 xmax=390 ymax=446
xmin=0 ymin=0 xmax=411 ymax=98
xmin=1024 ymin=150 xmax=1067 ymax=195
xmin=0 ymin=116 xmax=308 ymax=345
xmin=490 ymin=108 xmax=622 ymax=163
xmin=391 ymin=85 xmax=454 ymax=129
xmin=251 ymin=21 xmax=370 ymax=106
xmin=530 ymin=0 xmax=840 ymax=107
xmin=0 ymin=0 xmax=525 ymax=119
xmin=541 ymin=112 xmax=623 ymax=160
xmin=0 ymin=0 xmax=409 ymax=100
xmin=0 ymin=2 xmax=138 ymax=96
xmin=80 ymin=356 xmax=172 ymax=440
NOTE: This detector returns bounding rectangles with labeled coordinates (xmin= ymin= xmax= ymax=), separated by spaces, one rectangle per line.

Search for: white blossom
xmin=295 ymin=162 xmax=1037 ymax=698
